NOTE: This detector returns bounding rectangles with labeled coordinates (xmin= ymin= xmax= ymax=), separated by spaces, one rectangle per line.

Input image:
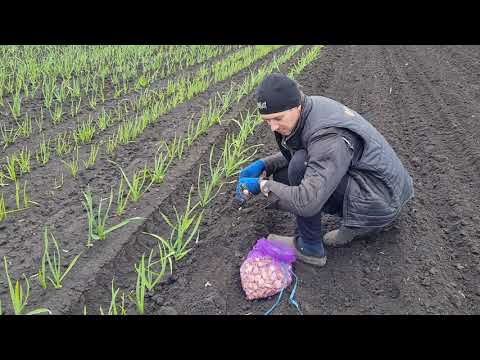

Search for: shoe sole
xmin=296 ymin=252 xmax=327 ymax=267
xmin=267 ymin=234 xmax=327 ymax=268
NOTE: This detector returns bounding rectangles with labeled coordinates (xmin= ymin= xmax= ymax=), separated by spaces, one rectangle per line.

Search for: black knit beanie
xmin=255 ymin=73 xmax=301 ymax=114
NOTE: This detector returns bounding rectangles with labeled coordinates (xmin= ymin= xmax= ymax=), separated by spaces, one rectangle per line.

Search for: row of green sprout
xmin=0 ymin=45 xmax=321 ymax=315
xmin=0 ymin=46 xmax=241 ymax=149
xmin=0 ymin=46 xmax=282 ymax=193
xmin=0 ymin=46 xmax=239 ymax=111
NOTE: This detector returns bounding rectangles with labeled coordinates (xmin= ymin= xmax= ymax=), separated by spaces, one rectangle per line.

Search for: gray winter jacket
xmin=261 ymin=95 xmax=414 ymax=228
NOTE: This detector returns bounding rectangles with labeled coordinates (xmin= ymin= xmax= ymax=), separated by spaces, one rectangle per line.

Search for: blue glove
xmin=239 ymin=160 xmax=265 ymax=178
xmin=235 ymin=177 xmax=261 ymax=202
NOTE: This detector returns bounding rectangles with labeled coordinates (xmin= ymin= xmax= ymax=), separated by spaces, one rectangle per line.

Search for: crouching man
xmin=236 ymin=73 xmax=414 ymax=267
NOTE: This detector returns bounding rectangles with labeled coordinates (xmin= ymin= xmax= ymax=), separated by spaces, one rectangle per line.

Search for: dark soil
xmin=2 ymin=45 xmax=480 ymax=315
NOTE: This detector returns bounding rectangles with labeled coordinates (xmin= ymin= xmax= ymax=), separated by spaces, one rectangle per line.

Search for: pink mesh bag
xmin=240 ymin=238 xmax=296 ymax=301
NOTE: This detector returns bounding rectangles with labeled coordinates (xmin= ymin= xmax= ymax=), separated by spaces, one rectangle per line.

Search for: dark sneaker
xmin=267 ymin=234 xmax=327 ymax=267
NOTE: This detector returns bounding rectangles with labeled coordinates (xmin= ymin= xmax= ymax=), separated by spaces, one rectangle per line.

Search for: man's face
xmin=261 ymin=105 xmax=301 ymax=136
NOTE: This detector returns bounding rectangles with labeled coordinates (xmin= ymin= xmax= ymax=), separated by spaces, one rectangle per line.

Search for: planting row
xmin=0 ymin=45 xmax=243 ymax=149
xmin=0 ymin=46 xmax=242 ymax=116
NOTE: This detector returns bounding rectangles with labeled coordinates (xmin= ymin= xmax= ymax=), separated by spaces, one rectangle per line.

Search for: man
xmin=236 ymin=73 xmax=414 ymax=267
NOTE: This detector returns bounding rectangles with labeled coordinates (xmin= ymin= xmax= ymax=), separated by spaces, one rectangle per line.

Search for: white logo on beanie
xmin=257 ymin=101 xmax=267 ymax=110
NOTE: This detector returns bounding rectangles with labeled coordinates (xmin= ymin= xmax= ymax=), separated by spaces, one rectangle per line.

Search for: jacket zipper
xmin=281 ymin=137 xmax=294 ymax=158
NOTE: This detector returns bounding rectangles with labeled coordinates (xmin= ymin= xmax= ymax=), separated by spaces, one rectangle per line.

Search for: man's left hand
xmin=236 ymin=177 xmax=261 ymax=201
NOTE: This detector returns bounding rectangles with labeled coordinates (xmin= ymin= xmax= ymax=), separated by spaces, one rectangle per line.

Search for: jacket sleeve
xmin=261 ymin=151 xmax=289 ymax=176
xmin=264 ymin=133 xmax=354 ymax=217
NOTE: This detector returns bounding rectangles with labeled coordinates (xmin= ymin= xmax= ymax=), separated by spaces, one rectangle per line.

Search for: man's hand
xmin=235 ymin=177 xmax=261 ymax=202
xmin=239 ymin=160 xmax=265 ymax=178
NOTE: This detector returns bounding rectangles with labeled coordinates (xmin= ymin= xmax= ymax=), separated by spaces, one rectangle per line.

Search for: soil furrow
xmin=384 ymin=45 xmax=480 ymax=313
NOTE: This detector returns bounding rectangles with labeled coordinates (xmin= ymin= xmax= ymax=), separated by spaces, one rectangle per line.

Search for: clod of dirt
xmin=411 ymin=157 xmax=421 ymax=167
xmin=152 ymin=294 xmax=164 ymax=305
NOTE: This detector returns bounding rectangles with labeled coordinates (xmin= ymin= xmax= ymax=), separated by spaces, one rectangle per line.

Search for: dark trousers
xmin=272 ymin=150 xmax=348 ymax=245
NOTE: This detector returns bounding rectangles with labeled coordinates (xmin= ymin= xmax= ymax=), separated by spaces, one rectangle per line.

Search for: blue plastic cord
xmin=264 ymin=265 xmax=302 ymax=315
xmin=288 ymin=270 xmax=303 ymax=315
xmin=264 ymin=288 xmax=285 ymax=315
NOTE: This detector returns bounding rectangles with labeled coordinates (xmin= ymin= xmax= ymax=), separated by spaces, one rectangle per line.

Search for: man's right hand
xmin=239 ymin=159 xmax=265 ymax=178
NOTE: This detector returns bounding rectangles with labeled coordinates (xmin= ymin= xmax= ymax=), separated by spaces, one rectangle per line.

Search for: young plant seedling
xmin=196 ymin=145 xmax=224 ymax=208
xmin=83 ymin=143 xmax=100 ymax=170
xmin=55 ymin=132 xmax=73 ymax=157
xmin=134 ymin=240 xmax=173 ymax=291
xmin=15 ymin=114 xmax=32 ymax=138
xmin=105 ymin=134 xmax=119 ymax=155
xmin=4 ymin=154 xmax=18 ymax=181
xmin=147 ymin=150 xmax=171 ymax=185
xmin=119 ymin=292 xmax=127 ymax=315
xmin=38 ymin=228 xmax=48 ymax=289
xmin=62 ymin=147 xmax=80 ymax=178
xmin=1 ymin=123 xmax=18 ymax=149
xmin=159 ymin=133 xmax=184 ymax=163
xmin=43 ymin=227 xmax=83 ymax=289
xmin=221 ymin=133 xmax=262 ymax=178
xmin=70 ymin=99 xmax=82 ymax=118
xmin=82 ymin=188 xmax=143 ymax=247
xmin=35 ymin=135 xmax=51 ymax=166
xmin=14 ymin=180 xmax=30 ymax=210
xmin=100 ymin=278 xmax=122 ymax=315
xmin=157 ymin=186 xmax=204 ymax=261
xmin=109 ymin=161 xmax=153 ymax=203
xmin=8 ymin=92 xmax=22 ymax=120
xmin=115 ymin=178 xmax=129 ymax=216
xmin=73 ymin=117 xmax=96 ymax=145
xmin=3 ymin=256 xmax=51 ymax=315
xmin=50 ymin=103 xmax=64 ymax=125
xmin=0 ymin=193 xmax=6 ymax=221
xmin=17 ymin=147 xmax=31 ymax=175
xmin=96 ymin=108 xmax=111 ymax=131
xmin=34 ymin=108 xmax=45 ymax=133
xmin=134 ymin=254 xmax=146 ymax=315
